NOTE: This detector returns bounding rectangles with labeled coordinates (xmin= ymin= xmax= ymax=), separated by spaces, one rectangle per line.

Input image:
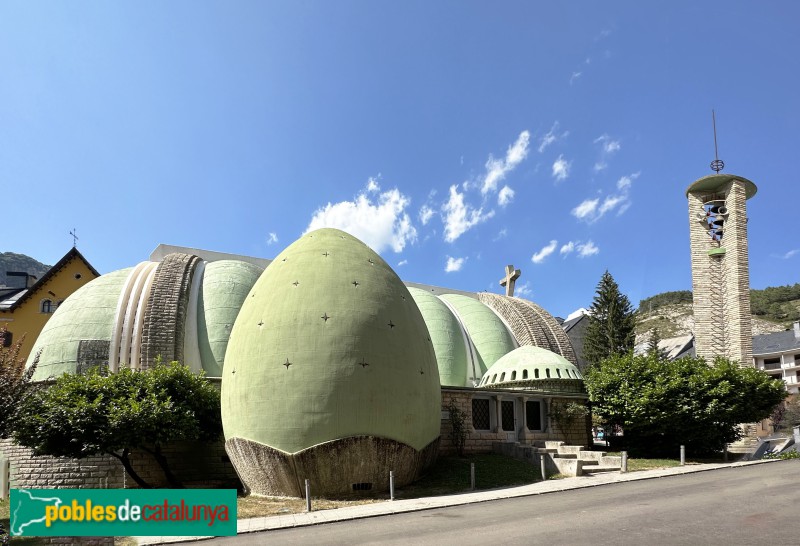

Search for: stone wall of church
xmin=0 ymin=437 xmax=240 ymax=491
xmin=439 ymin=390 xmax=591 ymax=455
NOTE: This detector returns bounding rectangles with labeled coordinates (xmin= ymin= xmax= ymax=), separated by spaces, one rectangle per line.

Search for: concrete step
xmin=557 ymin=445 xmax=585 ymax=455
xmin=579 ymin=450 xmax=606 ymax=460
xmin=545 ymin=441 xmax=565 ymax=450
xmin=581 ymin=465 xmax=620 ymax=474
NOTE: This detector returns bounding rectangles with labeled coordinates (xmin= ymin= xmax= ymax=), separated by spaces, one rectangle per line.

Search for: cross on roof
xmin=499 ymin=264 xmax=521 ymax=297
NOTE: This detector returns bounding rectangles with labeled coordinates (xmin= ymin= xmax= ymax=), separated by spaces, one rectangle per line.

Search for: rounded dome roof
xmin=479 ymin=345 xmax=583 ymax=388
xmin=222 ymin=228 xmax=441 ymax=454
xmin=27 ymin=268 xmax=132 ymax=379
xmin=438 ymin=293 xmax=516 ymax=372
xmin=407 ymin=287 xmax=471 ymax=387
xmin=197 ymin=260 xmax=263 ymax=376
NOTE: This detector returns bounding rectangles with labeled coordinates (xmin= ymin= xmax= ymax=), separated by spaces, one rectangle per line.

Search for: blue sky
xmin=3 ymin=1 xmax=799 ymax=319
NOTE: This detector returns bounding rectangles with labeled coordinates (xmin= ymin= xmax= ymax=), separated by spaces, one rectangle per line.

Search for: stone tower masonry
xmin=687 ymin=174 xmax=757 ymax=367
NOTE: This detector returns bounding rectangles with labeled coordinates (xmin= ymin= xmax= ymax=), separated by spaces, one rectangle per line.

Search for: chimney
xmin=794 ymin=321 xmax=800 ymax=341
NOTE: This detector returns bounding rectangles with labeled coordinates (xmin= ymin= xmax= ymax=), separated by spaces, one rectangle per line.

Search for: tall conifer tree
xmin=583 ymin=270 xmax=636 ymax=367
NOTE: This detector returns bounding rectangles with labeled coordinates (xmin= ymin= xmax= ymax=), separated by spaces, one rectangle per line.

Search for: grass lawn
xmin=605 ymin=452 xmax=730 ymax=472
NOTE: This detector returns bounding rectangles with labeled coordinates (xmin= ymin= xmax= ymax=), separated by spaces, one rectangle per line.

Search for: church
xmin=8 ymin=228 xmax=590 ymax=497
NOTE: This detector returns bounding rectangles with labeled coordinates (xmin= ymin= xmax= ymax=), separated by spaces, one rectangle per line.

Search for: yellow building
xmin=0 ymin=247 xmax=99 ymax=363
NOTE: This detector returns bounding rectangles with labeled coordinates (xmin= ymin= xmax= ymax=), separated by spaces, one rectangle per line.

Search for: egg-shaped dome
xmin=479 ymin=345 xmax=583 ymax=394
xmin=408 ymin=287 xmax=473 ymax=387
xmin=196 ymin=260 xmax=263 ymax=376
xmin=27 ymin=268 xmax=132 ymax=379
xmin=438 ymin=294 xmax=516 ymax=372
xmin=222 ymin=228 xmax=440 ymax=496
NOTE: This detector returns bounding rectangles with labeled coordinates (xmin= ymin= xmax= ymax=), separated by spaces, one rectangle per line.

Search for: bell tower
xmin=686 ymin=118 xmax=757 ymax=366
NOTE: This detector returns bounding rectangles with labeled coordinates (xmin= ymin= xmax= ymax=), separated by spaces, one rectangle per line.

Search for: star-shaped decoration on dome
xmin=358 ymin=359 xmax=369 ymax=368
xmin=352 ymin=280 xmax=359 ymax=287
xmin=293 ymin=280 xmax=300 ymax=287
xmin=388 ymin=320 xmax=395 ymax=329
xmin=323 ymin=251 xmax=330 ymax=257
xmin=321 ymin=313 xmax=330 ymax=322
xmin=283 ymin=358 xmax=292 ymax=369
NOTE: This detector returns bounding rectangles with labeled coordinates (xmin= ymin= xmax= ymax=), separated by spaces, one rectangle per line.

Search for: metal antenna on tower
xmin=710 ymin=109 xmax=724 ymax=173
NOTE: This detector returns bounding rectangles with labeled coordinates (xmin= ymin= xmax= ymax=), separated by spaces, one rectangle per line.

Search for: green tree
xmin=585 ymin=352 xmax=786 ymax=456
xmin=646 ymin=328 xmax=669 ymax=360
xmin=13 ymin=362 xmax=221 ymax=488
xmin=771 ymin=396 xmax=800 ymax=434
xmin=0 ymin=328 xmax=37 ymax=439
xmin=583 ymin=271 xmax=636 ymax=368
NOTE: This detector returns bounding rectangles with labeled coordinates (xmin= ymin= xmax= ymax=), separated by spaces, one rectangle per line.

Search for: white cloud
xmin=572 ymin=172 xmax=638 ymax=223
xmin=572 ymin=198 xmax=600 ymax=220
xmin=577 ymin=241 xmax=599 ymax=257
xmin=569 ymin=71 xmax=582 ymax=85
xmin=552 ymin=155 xmax=571 ymax=181
xmin=498 ymin=185 xmax=515 ymax=207
xmin=493 ymin=228 xmax=508 ymax=241
xmin=532 ymin=240 xmax=558 ymax=264
xmin=481 ymin=130 xmax=530 ymax=195
xmin=442 ymin=184 xmax=495 ymax=242
xmin=593 ymin=161 xmax=607 ymax=172
xmin=782 ymin=249 xmax=799 ymax=259
xmin=515 ymin=281 xmax=532 ymax=298
xmin=305 ymin=182 xmax=417 ymax=253
xmin=560 ymin=241 xmax=575 ymax=256
xmin=445 ymin=256 xmax=466 ymax=272
xmin=397 ymin=259 xmax=408 ymax=267
xmin=594 ymin=134 xmax=621 ymax=155
xmin=266 ymin=232 xmax=278 ymax=245
xmin=538 ymin=122 xmax=568 ymax=153
xmin=419 ymin=205 xmax=435 ymax=225
xmin=366 ymin=177 xmax=380 ymax=193
xmin=599 ymin=194 xmax=626 ymax=216
xmin=617 ymin=172 xmax=640 ymax=191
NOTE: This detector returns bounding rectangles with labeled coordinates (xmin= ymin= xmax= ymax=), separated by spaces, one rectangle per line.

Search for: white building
xmin=753 ymin=322 xmax=800 ymax=395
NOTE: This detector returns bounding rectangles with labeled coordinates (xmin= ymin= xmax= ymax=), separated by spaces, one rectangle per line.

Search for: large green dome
xmin=408 ymin=287 xmax=477 ymax=387
xmin=438 ymin=293 xmax=517 ymax=372
xmin=27 ymin=268 xmax=132 ymax=379
xmin=222 ymin=228 xmax=440 ymax=496
xmin=196 ymin=260 xmax=263 ymax=376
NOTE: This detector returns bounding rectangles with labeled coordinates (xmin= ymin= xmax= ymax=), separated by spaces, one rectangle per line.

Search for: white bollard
xmin=389 ymin=471 xmax=395 ymax=501
xmin=0 ymin=457 xmax=9 ymax=499
xmin=680 ymin=445 xmax=686 ymax=466
xmin=540 ymin=454 xmax=547 ymax=480
xmin=621 ymin=451 xmax=628 ymax=473
xmin=305 ymin=479 xmax=312 ymax=512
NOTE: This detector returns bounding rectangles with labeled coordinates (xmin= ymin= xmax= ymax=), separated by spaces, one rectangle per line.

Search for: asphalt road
xmin=202 ymin=460 xmax=799 ymax=545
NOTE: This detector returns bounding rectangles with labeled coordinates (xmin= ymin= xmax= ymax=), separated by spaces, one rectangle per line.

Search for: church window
xmin=500 ymin=372 xmax=506 ymax=382
xmin=556 ymin=369 xmax=562 ymax=378
xmin=523 ymin=369 xmax=528 ymax=379
xmin=534 ymin=369 xmax=539 ymax=379
xmin=501 ymin=401 xmax=515 ymax=431
xmin=472 ymin=398 xmax=491 ymax=430
xmin=492 ymin=374 xmax=497 ymax=383
xmin=546 ymin=369 xmax=551 ymax=378
xmin=511 ymin=371 xmax=516 ymax=380
xmin=526 ymin=401 xmax=542 ymax=431
xmin=40 ymin=299 xmax=53 ymax=313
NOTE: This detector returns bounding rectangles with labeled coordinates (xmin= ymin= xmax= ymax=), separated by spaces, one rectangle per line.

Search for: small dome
xmin=479 ymin=345 xmax=583 ymax=391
